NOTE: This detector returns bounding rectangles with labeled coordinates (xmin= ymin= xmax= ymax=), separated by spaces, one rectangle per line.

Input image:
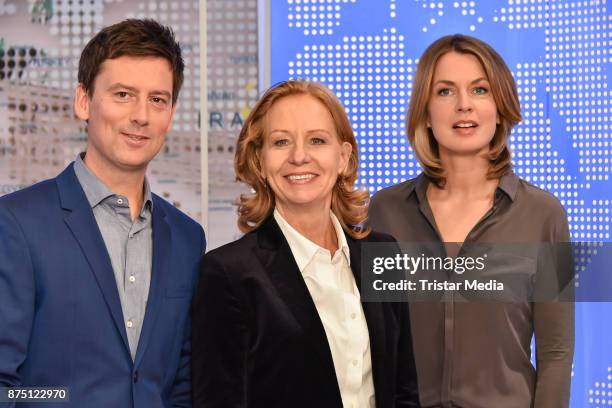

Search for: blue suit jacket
xmin=0 ymin=163 xmax=205 ymax=408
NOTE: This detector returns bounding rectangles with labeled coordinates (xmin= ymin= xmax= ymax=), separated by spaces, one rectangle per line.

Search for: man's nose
xmin=130 ymin=98 xmax=149 ymax=126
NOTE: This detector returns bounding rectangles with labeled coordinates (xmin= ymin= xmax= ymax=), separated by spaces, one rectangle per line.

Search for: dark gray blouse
xmin=369 ymin=171 xmax=574 ymax=408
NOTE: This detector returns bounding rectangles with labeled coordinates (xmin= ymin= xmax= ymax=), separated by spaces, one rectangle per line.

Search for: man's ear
xmin=74 ymin=84 xmax=90 ymax=121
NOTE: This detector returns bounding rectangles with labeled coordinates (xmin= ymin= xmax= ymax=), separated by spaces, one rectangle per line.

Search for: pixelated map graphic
xmin=267 ymin=0 xmax=611 ymax=406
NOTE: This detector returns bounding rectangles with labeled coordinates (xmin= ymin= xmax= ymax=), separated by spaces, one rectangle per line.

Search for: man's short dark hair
xmin=78 ymin=19 xmax=184 ymax=105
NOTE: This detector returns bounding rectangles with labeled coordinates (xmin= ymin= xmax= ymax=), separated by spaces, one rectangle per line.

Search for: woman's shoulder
xmin=202 ymin=230 xmax=259 ymax=266
xmin=516 ymin=177 xmax=567 ymax=216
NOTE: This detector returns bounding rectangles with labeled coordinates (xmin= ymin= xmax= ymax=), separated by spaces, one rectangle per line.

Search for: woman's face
xmin=427 ymin=51 xmax=499 ymax=158
xmin=260 ymin=94 xmax=352 ymax=214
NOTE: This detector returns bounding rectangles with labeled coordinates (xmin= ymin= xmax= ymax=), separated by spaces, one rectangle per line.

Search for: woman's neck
xmin=276 ymin=202 xmax=338 ymax=253
xmin=433 ymin=151 xmax=497 ymax=200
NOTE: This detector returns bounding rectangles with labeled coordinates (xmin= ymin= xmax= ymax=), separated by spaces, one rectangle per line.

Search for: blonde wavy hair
xmin=407 ymin=34 xmax=522 ymax=187
xmin=234 ymin=80 xmax=370 ymax=238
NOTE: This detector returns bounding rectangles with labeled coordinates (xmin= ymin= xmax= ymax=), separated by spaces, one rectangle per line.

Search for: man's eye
xmin=437 ymin=88 xmax=452 ymax=96
xmin=473 ymin=86 xmax=488 ymax=95
xmin=151 ymin=96 xmax=167 ymax=105
xmin=116 ymin=91 xmax=129 ymax=99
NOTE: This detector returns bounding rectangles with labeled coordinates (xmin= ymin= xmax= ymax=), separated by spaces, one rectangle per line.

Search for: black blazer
xmin=192 ymin=217 xmax=420 ymax=408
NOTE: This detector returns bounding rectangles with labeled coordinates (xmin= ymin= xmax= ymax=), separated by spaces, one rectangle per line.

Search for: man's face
xmin=74 ymin=55 xmax=175 ymax=174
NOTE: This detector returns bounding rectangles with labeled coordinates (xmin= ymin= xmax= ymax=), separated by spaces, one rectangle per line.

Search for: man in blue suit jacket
xmin=0 ymin=19 xmax=205 ymax=407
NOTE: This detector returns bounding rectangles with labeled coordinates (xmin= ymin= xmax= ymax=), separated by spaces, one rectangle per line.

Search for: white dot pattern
xmin=288 ymin=28 xmax=419 ymax=192
xmin=451 ymin=0 xmax=482 ymax=32
xmin=493 ymin=0 xmax=611 ymax=246
xmin=417 ymin=1 xmax=447 ymax=32
xmin=287 ymin=0 xmax=356 ymax=36
xmin=389 ymin=0 xmax=397 ymax=19
xmin=587 ymin=366 xmax=612 ymax=407
xmin=496 ymin=1 xmax=611 ymax=185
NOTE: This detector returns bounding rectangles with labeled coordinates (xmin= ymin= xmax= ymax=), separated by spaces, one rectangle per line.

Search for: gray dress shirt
xmin=369 ymin=171 xmax=574 ymax=408
xmin=74 ymin=154 xmax=153 ymax=360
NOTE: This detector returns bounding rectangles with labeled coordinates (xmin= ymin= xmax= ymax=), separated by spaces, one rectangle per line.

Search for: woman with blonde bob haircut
xmin=192 ymin=80 xmax=420 ymax=408
xmin=370 ymin=35 xmax=574 ymax=407
xmin=408 ymin=34 xmax=522 ymax=187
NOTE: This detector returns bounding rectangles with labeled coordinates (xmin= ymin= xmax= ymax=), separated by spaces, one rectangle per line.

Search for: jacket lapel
xmin=348 ymin=236 xmax=387 ymax=408
xmin=253 ymin=218 xmax=342 ymax=400
xmin=57 ymin=164 xmax=131 ymax=356
xmin=134 ymin=196 xmax=171 ymax=367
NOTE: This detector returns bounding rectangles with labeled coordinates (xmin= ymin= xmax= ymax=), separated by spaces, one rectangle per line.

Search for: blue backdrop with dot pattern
xmin=266 ymin=0 xmax=612 ymax=406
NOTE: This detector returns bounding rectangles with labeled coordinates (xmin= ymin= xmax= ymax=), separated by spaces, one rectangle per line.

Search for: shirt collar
xmin=409 ymin=170 xmax=519 ymax=204
xmin=73 ymin=153 xmax=153 ymax=211
xmin=496 ymin=170 xmax=519 ymax=201
xmin=273 ymin=208 xmax=351 ymax=273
